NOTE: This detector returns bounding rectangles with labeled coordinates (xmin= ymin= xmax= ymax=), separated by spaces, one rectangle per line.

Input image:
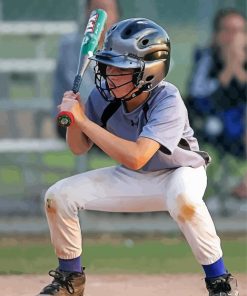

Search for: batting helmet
xmin=91 ymin=18 xmax=171 ymax=101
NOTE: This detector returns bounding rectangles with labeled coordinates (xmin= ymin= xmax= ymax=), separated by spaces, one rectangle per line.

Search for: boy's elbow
xmin=68 ymin=140 xmax=93 ymax=156
xmin=124 ymin=155 xmax=147 ymax=171
xmin=129 ymin=162 xmax=145 ymax=171
xmin=71 ymin=149 xmax=84 ymax=156
xmin=69 ymin=144 xmax=91 ymax=156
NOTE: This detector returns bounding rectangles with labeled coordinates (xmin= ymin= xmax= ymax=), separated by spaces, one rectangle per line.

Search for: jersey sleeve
xmin=139 ymin=91 xmax=186 ymax=155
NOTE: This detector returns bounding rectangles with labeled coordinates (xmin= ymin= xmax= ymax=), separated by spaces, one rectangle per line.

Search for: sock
xmin=58 ymin=256 xmax=82 ymax=273
xmin=202 ymin=257 xmax=227 ymax=279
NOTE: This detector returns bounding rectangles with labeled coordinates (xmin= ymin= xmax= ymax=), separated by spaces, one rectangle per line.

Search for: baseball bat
xmin=57 ymin=9 xmax=107 ymax=127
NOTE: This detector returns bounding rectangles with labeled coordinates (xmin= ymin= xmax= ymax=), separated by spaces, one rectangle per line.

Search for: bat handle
xmin=57 ymin=75 xmax=82 ymax=127
xmin=72 ymin=74 xmax=82 ymax=94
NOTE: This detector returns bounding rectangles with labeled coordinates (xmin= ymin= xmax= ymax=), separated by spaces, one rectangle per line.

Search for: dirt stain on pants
xmin=177 ymin=193 xmax=196 ymax=223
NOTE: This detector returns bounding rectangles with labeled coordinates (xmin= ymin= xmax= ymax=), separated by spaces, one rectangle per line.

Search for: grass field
xmin=0 ymin=235 xmax=246 ymax=275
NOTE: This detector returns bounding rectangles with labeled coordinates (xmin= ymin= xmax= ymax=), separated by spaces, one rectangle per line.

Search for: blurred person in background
xmin=232 ymin=124 xmax=247 ymax=199
xmin=187 ymin=8 xmax=247 ymax=201
xmin=53 ymin=0 xmax=120 ymax=139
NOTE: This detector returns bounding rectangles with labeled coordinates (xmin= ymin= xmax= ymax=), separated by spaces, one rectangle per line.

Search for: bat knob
xmin=57 ymin=111 xmax=75 ymax=127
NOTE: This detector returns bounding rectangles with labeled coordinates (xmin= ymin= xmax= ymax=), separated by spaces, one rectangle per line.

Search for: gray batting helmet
xmin=91 ymin=18 xmax=171 ymax=100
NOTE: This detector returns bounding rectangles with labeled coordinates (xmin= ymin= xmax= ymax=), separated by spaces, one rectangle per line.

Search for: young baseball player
xmin=37 ymin=18 xmax=239 ymax=296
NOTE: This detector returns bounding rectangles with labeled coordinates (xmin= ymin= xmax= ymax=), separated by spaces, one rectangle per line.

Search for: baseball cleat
xmin=37 ymin=268 xmax=86 ymax=295
xmin=205 ymin=273 xmax=239 ymax=296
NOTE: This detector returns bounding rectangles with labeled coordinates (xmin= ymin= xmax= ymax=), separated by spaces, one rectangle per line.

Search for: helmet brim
xmin=90 ymin=51 xmax=142 ymax=69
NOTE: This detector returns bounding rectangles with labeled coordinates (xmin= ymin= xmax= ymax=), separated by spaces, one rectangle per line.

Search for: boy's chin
xmin=110 ymin=91 xmax=123 ymax=99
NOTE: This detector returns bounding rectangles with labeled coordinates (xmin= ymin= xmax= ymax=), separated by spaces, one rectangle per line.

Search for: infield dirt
xmin=0 ymin=273 xmax=246 ymax=296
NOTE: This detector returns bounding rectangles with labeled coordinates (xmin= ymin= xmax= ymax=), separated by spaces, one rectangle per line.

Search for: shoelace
xmin=47 ymin=270 xmax=75 ymax=294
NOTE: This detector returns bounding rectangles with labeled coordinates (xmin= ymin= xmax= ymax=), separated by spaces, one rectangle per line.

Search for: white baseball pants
xmin=44 ymin=165 xmax=223 ymax=265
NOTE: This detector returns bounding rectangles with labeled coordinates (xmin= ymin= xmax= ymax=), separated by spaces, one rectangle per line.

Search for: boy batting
xmin=37 ymin=18 xmax=239 ymax=296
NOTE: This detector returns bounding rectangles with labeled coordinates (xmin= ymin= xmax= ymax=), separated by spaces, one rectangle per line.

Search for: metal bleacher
xmin=0 ymin=21 xmax=88 ymax=215
xmin=0 ymin=21 xmax=77 ymax=137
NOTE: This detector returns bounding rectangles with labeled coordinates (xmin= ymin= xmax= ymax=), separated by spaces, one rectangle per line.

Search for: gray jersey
xmin=85 ymin=81 xmax=210 ymax=171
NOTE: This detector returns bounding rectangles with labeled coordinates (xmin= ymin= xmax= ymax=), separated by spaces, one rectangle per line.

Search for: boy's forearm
xmin=66 ymin=124 xmax=93 ymax=155
xmin=77 ymin=118 xmax=158 ymax=170
xmin=78 ymin=118 xmax=137 ymax=167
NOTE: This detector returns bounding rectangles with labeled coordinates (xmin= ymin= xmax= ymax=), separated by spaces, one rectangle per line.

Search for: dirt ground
xmin=0 ymin=273 xmax=246 ymax=296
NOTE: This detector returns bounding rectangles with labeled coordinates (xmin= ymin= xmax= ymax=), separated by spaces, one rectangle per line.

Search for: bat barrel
xmin=81 ymin=9 xmax=108 ymax=57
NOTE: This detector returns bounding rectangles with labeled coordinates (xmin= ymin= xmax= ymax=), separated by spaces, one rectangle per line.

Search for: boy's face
xmin=105 ymin=66 xmax=136 ymax=99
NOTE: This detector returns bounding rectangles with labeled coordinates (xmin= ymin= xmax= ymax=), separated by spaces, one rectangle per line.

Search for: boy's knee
xmin=44 ymin=181 xmax=68 ymax=215
xmin=167 ymin=193 xmax=200 ymax=223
